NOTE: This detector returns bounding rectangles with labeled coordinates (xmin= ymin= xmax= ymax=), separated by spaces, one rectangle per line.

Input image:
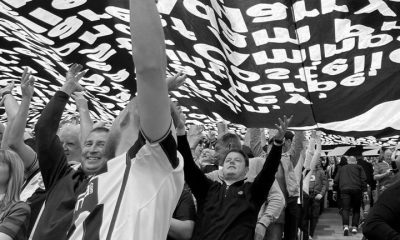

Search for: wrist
xmin=60 ymin=85 xmax=74 ymax=96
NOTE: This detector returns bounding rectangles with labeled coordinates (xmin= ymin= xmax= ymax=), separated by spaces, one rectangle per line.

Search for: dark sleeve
xmin=333 ymin=168 xmax=340 ymax=191
xmin=363 ymin=183 xmax=400 ymax=240
xmin=250 ymin=142 xmax=282 ymax=207
xmin=360 ymin=167 xmax=368 ymax=192
xmin=0 ymin=202 xmax=31 ymax=239
xmin=320 ymin=171 xmax=328 ymax=196
xmin=173 ymin=189 xmax=196 ymax=221
xmin=35 ymin=91 xmax=70 ymax=190
xmin=177 ymin=135 xmax=212 ymax=202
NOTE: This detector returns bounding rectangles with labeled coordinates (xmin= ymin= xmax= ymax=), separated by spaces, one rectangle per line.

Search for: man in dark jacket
xmin=363 ymin=180 xmax=400 ymax=240
xmin=177 ymin=115 xmax=291 ymax=240
xmin=334 ymin=156 xmax=368 ymax=236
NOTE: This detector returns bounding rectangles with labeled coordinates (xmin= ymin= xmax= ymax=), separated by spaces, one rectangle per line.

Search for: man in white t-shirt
xmin=66 ymin=0 xmax=184 ymax=238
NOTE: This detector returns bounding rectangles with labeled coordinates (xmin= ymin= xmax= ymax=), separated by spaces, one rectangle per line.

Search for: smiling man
xmin=32 ymin=64 xmax=109 ymax=240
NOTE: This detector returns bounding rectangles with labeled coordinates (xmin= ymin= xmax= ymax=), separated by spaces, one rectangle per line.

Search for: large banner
xmin=1 ymin=0 xmax=400 ymax=139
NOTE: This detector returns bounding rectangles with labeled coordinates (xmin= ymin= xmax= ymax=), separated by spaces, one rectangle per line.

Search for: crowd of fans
xmin=0 ymin=0 xmax=400 ymax=240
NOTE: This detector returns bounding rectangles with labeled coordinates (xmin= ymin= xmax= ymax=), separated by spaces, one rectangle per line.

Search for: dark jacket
xmin=357 ymin=158 xmax=376 ymax=190
xmin=334 ymin=164 xmax=367 ymax=192
xmin=363 ymin=180 xmax=400 ymax=240
xmin=309 ymin=164 xmax=328 ymax=197
xmin=33 ymin=91 xmax=88 ymax=240
xmin=178 ymin=135 xmax=282 ymax=240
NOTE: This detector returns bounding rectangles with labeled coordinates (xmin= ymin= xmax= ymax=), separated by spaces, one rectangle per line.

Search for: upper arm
xmin=290 ymin=131 xmax=305 ymax=166
xmin=0 ymin=203 xmax=30 ymax=240
xmin=0 ymin=232 xmax=13 ymax=240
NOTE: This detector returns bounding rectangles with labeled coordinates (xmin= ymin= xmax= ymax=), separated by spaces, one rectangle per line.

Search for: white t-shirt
xmin=67 ymin=129 xmax=184 ymax=240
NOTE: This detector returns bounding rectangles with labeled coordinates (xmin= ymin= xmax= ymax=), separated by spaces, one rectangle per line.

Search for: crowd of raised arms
xmin=0 ymin=0 xmax=400 ymax=240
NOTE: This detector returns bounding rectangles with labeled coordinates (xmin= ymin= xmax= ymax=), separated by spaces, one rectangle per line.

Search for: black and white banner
xmin=1 ymin=0 xmax=400 ymax=140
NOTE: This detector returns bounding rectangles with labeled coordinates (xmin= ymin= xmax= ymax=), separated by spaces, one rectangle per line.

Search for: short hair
xmin=0 ymin=150 xmax=24 ymax=210
xmin=284 ymin=131 xmax=294 ymax=141
xmin=242 ymin=145 xmax=254 ymax=158
xmin=224 ymin=149 xmax=249 ymax=167
xmin=90 ymin=127 xmax=109 ymax=134
xmin=218 ymin=133 xmax=241 ymax=150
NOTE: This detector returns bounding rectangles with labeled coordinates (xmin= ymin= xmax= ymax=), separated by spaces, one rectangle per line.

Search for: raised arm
xmin=71 ymin=92 xmax=93 ymax=146
xmin=7 ymin=68 xmax=37 ymax=171
xmin=288 ymin=131 xmax=305 ymax=167
xmin=130 ymin=0 xmax=170 ymax=142
xmin=251 ymin=116 xmax=291 ymax=207
xmin=171 ymin=102 xmax=212 ymax=201
xmin=35 ymin=64 xmax=86 ymax=189
xmin=0 ymin=81 xmax=16 ymax=149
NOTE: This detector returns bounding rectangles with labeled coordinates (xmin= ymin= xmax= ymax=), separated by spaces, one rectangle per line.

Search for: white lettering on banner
xmin=51 ymin=42 xmax=80 ymax=56
xmin=52 ymin=0 xmax=86 ymax=10
xmin=196 ymin=80 xmax=217 ymax=92
xmin=215 ymin=94 xmax=239 ymax=113
xmin=86 ymin=61 xmax=112 ymax=71
xmin=307 ymin=80 xmax=337 ymax=92
xmin=115 ymin=38 xmax=132 ymax=51
xmin=335 ymin=19 xmax=374 ymax=43
xmin=353 ymin=55 xmax=365 ymax=73
xmin=252 ymin=26 xmax=310 ymax=46
xmin=228 ymin=87 xmax=250 ymax=103
xmin=2 ymin=0 xmax=32 ymax=8
xmin=208 ymin=27 xmax=250 ymax=66
xmin=295 ymin=66 xmax=318 ymax=82
xmin=15 ymin=16 xmax=47 ymax=33
xmin=320 ymin=0 xmax=349 ymax=14
xmin=369 ymin=51 xmax=383 ymax=76
xmin=78 ymin=9 xmax=112 ymax=21
xmin=389 ymin=48 xmax=400 ymax=63
xmin=200 ymin=71 xmax=221 ymax=85
xmin=0 ymin=57 xmax=18 ymax=65
xmin=253 ymin=95 xmax=278 ymax=104
xmin=176 ymin=51 xmax=206 ymax=68
xmin=251 ymin=84 xmax=281 ymax=94
xmin=265 ymin=68 xmax=290 ymax=80
xmin=243 ymin=104 xmax=270 ymax=113
xmin=381 ymin=21 xmax=400 ymax=31
xmin=48 ymin=16 xmax=83 ymax=39
xmin=285 ymin=94 xmax=311 ymax=104
xmin=231 ymin=65 xmax=260 ymax=82
xmin=322 ymin=58 xmax=348 ymax=75
xmin=324 ymin=38 xmax=355 ymax=58
xmin=358 ymin=34 xmax=393 ymax=49
xmin=114 ymin=24 xmax=130 ymax=35
xmin=13 ymin=47 xmax=37 ymax=57
xmin=105 ymin=6 xmax=130 ymax=22
xmin=210 ymin=0 xmax=248 ymax=33
xmin=81 ymin=74 xmax=105 ymax=86
xmin=29 ymin=8 xmax=63 ymax=26
xmin=79 ymin=25 xmax=113 ymax=45
xmin=171 ymin=17 xmax=197 ymax=40
xmin=252 ymin=49 xmax=305 ymax=65
xmin=183 ymin=0 xmax=210 ymax=20
xmin=157 ymin=0 xmax=178 ymax=15
xmin=283 ymin=83 xmax=305 ymax=93
xmin=340 ymin=73 xmax=365 ymax=86
xmin=79 ymin=43 xmax=116 ymax=62
xmin=355 ymin=0 xmax=396 ymax=17
xmin=217 ymin=20 xmax=247 ymax=48
xmin=104 ymin=69 xmax=130 ymax=82
xmin=246 ymin=3 xmax=287 ymax=23
xmin=292 ymin=0 xmax=319 ymax=22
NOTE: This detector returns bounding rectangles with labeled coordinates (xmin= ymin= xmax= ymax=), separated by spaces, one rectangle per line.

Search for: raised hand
xmin=20 ymin=67 xmax=35 ymax=99
xmin=61 ymin=64 xmax=87 ymax=96
xmin=274 ymin=115 xmax=293 ymax=141
xmin=167 ymin=71 xmax=187 ymax=91
xmin=71 ymin=91 xmax=87 ymax=108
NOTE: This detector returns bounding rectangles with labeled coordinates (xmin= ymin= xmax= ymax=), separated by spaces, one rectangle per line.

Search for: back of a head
xmin=348 ymin=156 xmax=357 ymax=164
xmin=218 ymin=133 xmax=242 ymax=150
xmin=284 ymin=131 xmax=294 ymax=141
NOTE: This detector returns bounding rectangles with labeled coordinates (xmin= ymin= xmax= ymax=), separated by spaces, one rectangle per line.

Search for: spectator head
xmin=0 ymin=150 xmax=24 ymax=207
xmin=222 ymin=149 xmax=249 ymax=182
xmin=283 ymin=131 xmax=294 ymax=153
xmin=214 ymin=133 xmax=241 ymax=166
xmin=242 ymin=145 xmax=254 ymax=158
xmin=58 ymin=124 xmax=81 ymax=164
xmin=104 ymin=99 xmax=140 ymax=160
xmin=198 ymin=148 xmax=216 ymax=168
xmin=81 ymin=127 xmax=109 ymax=175
xmin=339 ymin=156 xmax=348 ymax=166
xmin=348 ymin=156 xmax=357 ymax=164
xmin=384 ymin=149 xmax=393 ymax=163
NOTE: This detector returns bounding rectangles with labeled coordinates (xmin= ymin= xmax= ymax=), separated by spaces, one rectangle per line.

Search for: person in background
xmin=374 ymin=149 xmax=396 ymax=196
xmin=334 ymin=156 xmax=368 ymax=236
xmin=0 ymin=150 xmax=30 ymax=240
xmin=167 ymin=188 xmax=196 ymax=240
xmin=197 ymin=148 xmax=217 ymax=174
xmin=363 ymin=179 xmax=400 ymax=240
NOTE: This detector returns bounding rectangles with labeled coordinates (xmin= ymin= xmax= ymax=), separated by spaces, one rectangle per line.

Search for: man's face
xmin=384 ymin=149 xmax=393 ymax=162
xmin=222 ymin=152 xmax=248 ymax=181
xmin=214 ymin=141 xmax=228 ymax=166
xmin=81 ymin=131 xmax=108 ymax=174
xmin=59 ymin=126 xmax=81 ymax=163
